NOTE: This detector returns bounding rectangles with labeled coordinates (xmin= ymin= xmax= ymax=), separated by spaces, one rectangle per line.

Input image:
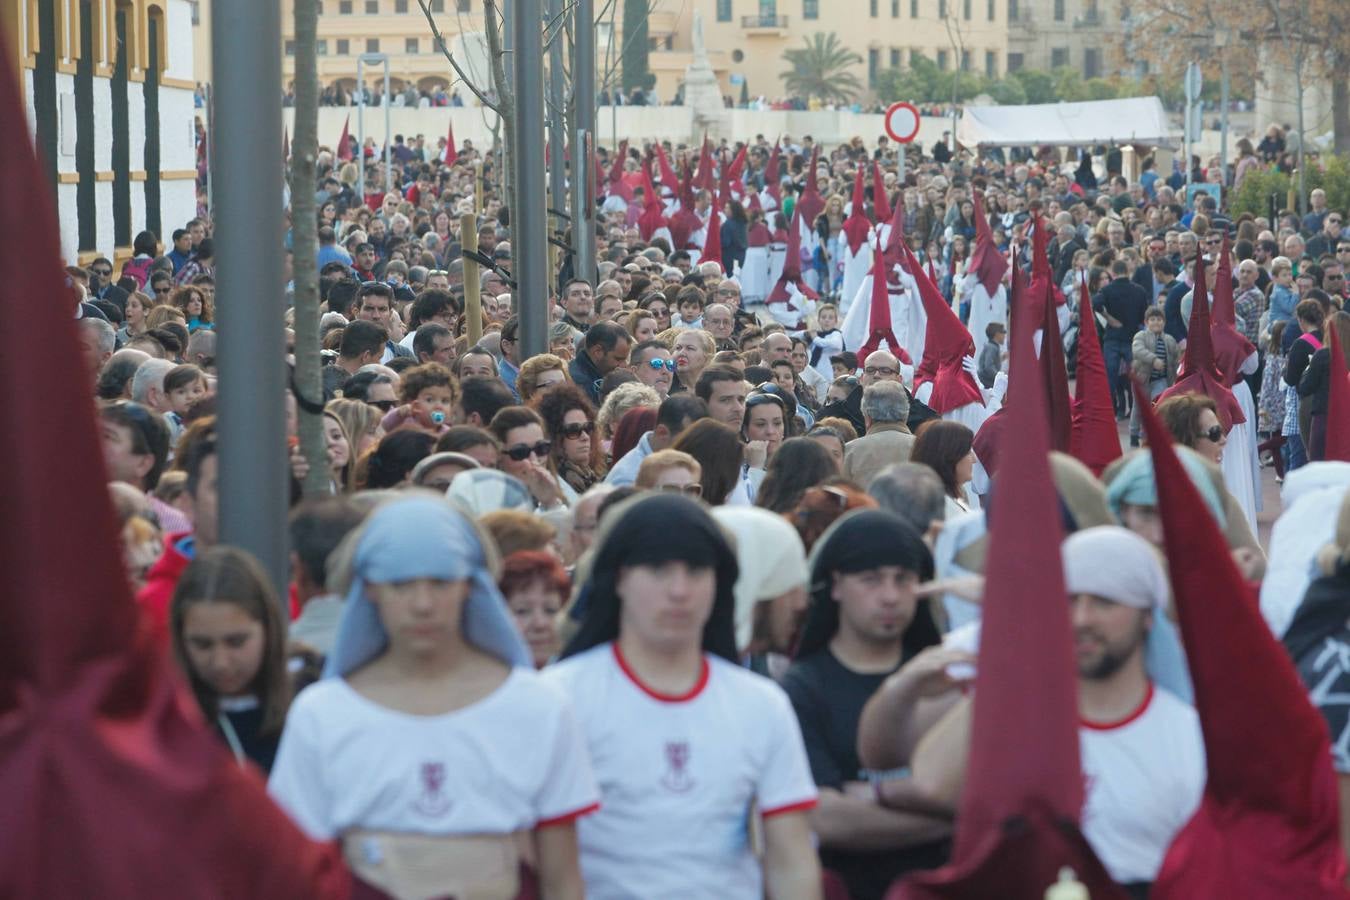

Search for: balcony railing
xmin=741 ymin=14 xmax=788 ymax=27
xmin=1074 ymin=10 xmax=1102 ymax=27
xmin=1008 ymin=10 xmax=1034 ymax=28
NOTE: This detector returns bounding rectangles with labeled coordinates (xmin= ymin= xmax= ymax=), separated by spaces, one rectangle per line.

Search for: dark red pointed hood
xmin=1070 ymin=270 xmax=1122 ymax=474
xmin=443 ymin=118 xmax=457 ymax=164
xmin=655 ymin=142 xmax=679 ymax=194
xmin=336 ymin=114 xmax=352 ymax=161
xmin=764 ymin=140 xmax=782 ymax=200
xmin=857 ymin=235 xmax=911 ymax=365
xmin=701 ymin=204 xmax=724 ymax=268
xmin=902 ymin=239 xmax=982 ymax=412
xmin=842 ymin=164 xmax=872 ymax=255
xmin=0 ymin=38 xmax=347 ymax=898
xmin=896 ymin=299 xmax=1124 ymax=900
xmin=872 ymin=160 xmax=892 ymax=224
xmin=967 ymin=191 xmax=1007 ymax=296
xmin=794 ymin=145 xmax=825 ymax=227
xmin=637 ymin=165 xmax=668 ymax=242
xmin=1033 ymin=220 xmax=1073 ymax=453
xmin=766 ymin=209 xmax=820 ymax=308
xmin=1157 ymin=254 xmax=1245 ymax=428
xmin=1137 ymin=383 xmax=1349 ymax=899
xmin=1209 ymin=238 xmax=1257 ymax=386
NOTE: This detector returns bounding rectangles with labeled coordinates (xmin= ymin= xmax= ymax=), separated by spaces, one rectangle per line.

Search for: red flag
xmin=764 ymin=140 xmax=782 ymax=201
xmin=701 ymin=204 xmax=724 ymax=268
xmin=336 ymin=113 xmax=352 ymax=161
xmin=1136 ymin=382 xmax=1349 ymax=899
xmin=765 ymin=209 xmax=820 ymax=309
xmin=1209 ymin=237 xmax=1257 ymax=386
xmin=1157 ymin=254 xmax=1244 ymax=428
xmin=1070 ymin=269 xmax=1122 ymax=474
xmin=898 ymin=285 xmax=1124 ymax=900
xmin=794 ymin=145 xmax=825 ymax=227
xmin=856 ymin=235 xmax=910 ymax=365
xmin=1325 ymin=326 xmax=1350 ymax=462
xmin=1033 ymin=220 xmax=1073 ymax=452
xmin=842 ymin=164 xmax=872 ymax=256
xmin=0 ymin=38 xmax=348 ymax=898
xmin=443 ymin=117 xmax=457 ymax=164
xmin=901 ymin=239 xmax=983 ymax=413
xmin=967 ymin=191 xmax=1008 ymax=296
xmin=871 ymin=160 xmax=892 ymax=225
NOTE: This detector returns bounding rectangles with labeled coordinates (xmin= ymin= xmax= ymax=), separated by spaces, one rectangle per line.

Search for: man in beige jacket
xmin=844 ymin=382 xmax=916 ymax=489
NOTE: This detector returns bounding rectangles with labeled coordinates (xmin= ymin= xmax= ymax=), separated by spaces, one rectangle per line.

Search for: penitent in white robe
xmin=842 ymin=266 xmax=927 ymax=370
xmin=1221 ymin=353 xmax=1262 ymax=534
xmin=962 ymin=274 xmax=1008 ymax=359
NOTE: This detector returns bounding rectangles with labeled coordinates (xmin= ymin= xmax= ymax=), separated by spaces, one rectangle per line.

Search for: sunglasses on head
xmin=561 ymin=421 xmax=595 ymax=439
xmin=1198 ymin=425 xmax=1224 ymax=443
xmin=505 ymin=440 xmax=552 ymax=461
xmin=367 ymin=399 xmax=396 ymax=411
xmin=645 ymin=358 xmax=677 ymax=372
xmin=658 ymin=483 xmax=703 ymax=496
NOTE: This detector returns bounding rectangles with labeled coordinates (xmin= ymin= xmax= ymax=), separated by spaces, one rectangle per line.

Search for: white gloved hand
xmin=962 ymin=354 xmax=978 ymax=377
xmin=992 ymin=370 xmax=1009 ymax=402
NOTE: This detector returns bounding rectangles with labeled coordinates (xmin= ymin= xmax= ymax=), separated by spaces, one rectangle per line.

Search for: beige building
xmin=1004 ymin=0 xmax=1125 ymax=78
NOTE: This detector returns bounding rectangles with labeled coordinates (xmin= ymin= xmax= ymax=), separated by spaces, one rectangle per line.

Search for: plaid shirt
xmin=1234 ymin=286 xmax=1265 ymax=344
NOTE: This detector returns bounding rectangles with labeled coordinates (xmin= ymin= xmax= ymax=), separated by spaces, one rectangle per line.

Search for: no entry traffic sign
xmin=885 ymin=102 xmax=921 ymax=144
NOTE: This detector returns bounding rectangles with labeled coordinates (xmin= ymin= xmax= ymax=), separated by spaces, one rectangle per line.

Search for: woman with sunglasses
xmin=537 ymin=383 xmax=607 ymax=495
xmin=638 ymin=293 xmax=672 ymax=332
xmin=489 ymin=406 xmax=571 ymax=510
xmin=1154 ymin=393 xmax=1228 ymax=466
xmin=517 ymin=353 xmax=572 ymax=407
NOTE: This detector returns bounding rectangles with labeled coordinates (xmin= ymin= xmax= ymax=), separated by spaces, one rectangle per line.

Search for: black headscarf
xmin=561 ymin=493 xmax=741 ymax=662
xmin=795 ymin=509 xmax=940 ymax=660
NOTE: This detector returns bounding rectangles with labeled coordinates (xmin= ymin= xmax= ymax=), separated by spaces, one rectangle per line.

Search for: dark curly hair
xmin=398 ymin=361 xmax=457 ymax=404
xmin=535 ymin=382 xmax=605 ymax=475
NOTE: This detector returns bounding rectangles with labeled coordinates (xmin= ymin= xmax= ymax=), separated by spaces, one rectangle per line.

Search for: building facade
xmin=9 ymin=0 xmax=198 ymax=265
xmin=1004 ymin=0 xmax=1125 ymax=78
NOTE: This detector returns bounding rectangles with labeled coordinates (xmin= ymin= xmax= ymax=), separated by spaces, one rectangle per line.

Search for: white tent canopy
xmin=956 ymin=97 xmax=1180 ymax=150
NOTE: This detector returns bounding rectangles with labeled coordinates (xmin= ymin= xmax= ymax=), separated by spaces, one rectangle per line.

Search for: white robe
xmin=1260 ymin=463 xmax=1350 ymax=638
xmin=839 ymin=239 xmax=873 ymax=316
xmin=739 ymin=245 xmax=771 ymax=304
xmin=842 ymin=267 xmax=927 ymax=370
xmin=962 ymin=275 xmax=1007 ymax=359
xmin=944 ymin=400 xmax=992 ymax=436
xmin=1221 ymin=354 xmax=1262 ymax=534
xmin=767 ymin=243 xmax=788 ymax=289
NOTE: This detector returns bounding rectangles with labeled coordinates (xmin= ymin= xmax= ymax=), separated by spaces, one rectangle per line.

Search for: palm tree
xmin=780 ymin=33 xmax=865 ymax=105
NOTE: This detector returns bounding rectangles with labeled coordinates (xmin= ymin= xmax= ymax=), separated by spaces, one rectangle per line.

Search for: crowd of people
xmin=65 ymin=121 xmax=1350 ymax=897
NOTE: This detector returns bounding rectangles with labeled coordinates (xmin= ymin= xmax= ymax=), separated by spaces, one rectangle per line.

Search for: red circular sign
xmin=885 ymin=102 xmax=921 ymax=144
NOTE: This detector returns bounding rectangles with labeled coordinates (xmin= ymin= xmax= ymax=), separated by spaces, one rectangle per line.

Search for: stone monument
xmin=683 ymin=10 xmax=727 ymax=140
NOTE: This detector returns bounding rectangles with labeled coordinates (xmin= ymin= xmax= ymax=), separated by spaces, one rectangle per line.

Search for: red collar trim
xmin=612 ymin=642 xmax=709 ymax=703
xmin=1081 ymin=682 xmax=1154 ymax=731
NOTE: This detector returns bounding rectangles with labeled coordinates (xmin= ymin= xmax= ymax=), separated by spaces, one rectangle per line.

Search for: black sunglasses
xmin=367 ymin=399 xmax=396 ymax=411
xmin=561 ymin=422 xmax=595 ymax=439
xmin=1198 ymin=425 xmax=1224 ymax=443
xmin=505 ymin=440 xmax=551 ymax=461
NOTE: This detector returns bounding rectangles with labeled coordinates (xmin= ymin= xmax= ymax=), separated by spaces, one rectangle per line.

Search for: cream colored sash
xmin=343 ymin=830 xmax=526 ymax=900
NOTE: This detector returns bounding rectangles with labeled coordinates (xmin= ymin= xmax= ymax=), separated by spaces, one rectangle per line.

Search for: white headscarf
xmin=711 ymin=507 xmax=809 ymax=653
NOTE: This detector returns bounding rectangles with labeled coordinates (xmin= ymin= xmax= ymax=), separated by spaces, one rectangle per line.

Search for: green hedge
xmin=1229 ymin=155 xmax=1350 ymax=219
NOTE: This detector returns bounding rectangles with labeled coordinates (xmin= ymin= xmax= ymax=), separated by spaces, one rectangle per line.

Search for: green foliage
xmin=874 ymin=54 xmax=981 ymax=104
xmin=620 ymin=0 xmax=650 ymax=93
xmin=1011 ymin=68 xmax=1056 ymax=104
xmin=1227 ymin=156 xmax=1350 ymax=219
xmin=781 ymin=33 xmax=865 ymax=105
xmin=985 ymin=77 xmax=1027 ymax=105
xmin=1228 ymin=167 xmax=1291 ymax=219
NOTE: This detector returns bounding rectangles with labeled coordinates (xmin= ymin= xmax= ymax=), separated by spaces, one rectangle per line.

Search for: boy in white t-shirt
xmin=545 ymin=493 xmax=822 ymax=900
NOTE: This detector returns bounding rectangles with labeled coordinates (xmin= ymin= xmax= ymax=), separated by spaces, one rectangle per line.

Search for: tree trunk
xmin=290 ymin=0 xmax=329 ymax=496
xmin=483 ymin=0 xmax=517 ymax=312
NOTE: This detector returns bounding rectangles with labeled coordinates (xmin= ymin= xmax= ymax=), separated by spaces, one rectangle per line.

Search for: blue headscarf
xmin=1105 ymin=446 xmax=1227 ymax=527
xmin=323 ymin=496 xmax=531 ymax=678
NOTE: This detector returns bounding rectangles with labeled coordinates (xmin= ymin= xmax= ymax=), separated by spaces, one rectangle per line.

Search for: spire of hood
xmin=882 ymin=198 xmax=908 ymax=272
xmin=1070 ymin=269 xmax=1122 ymax=474
xmin=901 ymin=238 xmax=983 ymax=413
xmin=1209 ymin=237 xmax=1258 ymax=386
xmin=795 ymin=145 xmax=825 ymax=227
xmin=336 ymin=113 xmax=352 ymax=161
xmin=843 ymin=163 xmax=872 ymax=256
xmin=766 ymin=209 xmax=820 ymax=308
xmin=443 ymin=117 xmax=457 ymax=164
xmin=1325 ymin=324 xmax=1350 ymax=463
xmin=898 ymin=293 xmax=1125 ymax=900
xmin=1136 ymin=382 xmax=1349 ymax=898
xmin=872 ymin=160 xmax=893 ymax=224
xmin=1157 ymin=254 xmax=1245 ymax=428
xmin=724 ymin=143 xmax=748 ymax=183
xmin=605 ymin=139 xmax=633 ymax=202
xmin=0 ymin=38 xmax=348 ymax=897
xmin=1034 ymin=219 xmax=1073 ymax=453
xmin=637 ymin=165 xmax=668 ymax=242
xmin=765 ymin=140 xmax=782 ymax=200
xmin=857 ymin=234 xmax=911 ymax=365
xmin=701 ymin=203 xmax=724 ymax=268
xmin=694 ymin=135 xmax=715 ymax=192
xmin=655 ymin=141 xmax=679 ymax=194
xmin=967 ymin=191 xmax=1008 ymax=296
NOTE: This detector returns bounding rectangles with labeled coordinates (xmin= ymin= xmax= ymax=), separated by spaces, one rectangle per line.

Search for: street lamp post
xmin=356 ymin=52 xmax=390 ymax=202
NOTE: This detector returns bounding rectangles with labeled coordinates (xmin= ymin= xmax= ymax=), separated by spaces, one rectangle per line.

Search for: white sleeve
xmin=266 ymin=696 xmax=335 ymax=840
xmin=756 ymin=684 xmax=819 ymax=817
xmin=533 ymin=692 xmax=602 ymax=827
xmin=1240 ymin=350 xmax=1259 ymax=375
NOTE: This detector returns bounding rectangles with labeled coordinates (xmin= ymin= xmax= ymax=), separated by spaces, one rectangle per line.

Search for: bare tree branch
xmin=417 ymin=0 xmax=500 ymax=111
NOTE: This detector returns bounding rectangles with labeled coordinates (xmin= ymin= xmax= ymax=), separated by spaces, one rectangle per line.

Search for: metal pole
xmin=513 ymin=0 xmax=548 ymax=358
xmin=548 ymin=0 xmax=566 ymax=283
xmin=383 ymin=58 xmax=391 ymax=188
xmin=1220 ymin=54 xmax=1229 ymax=188
xmin=357 ymin=55 xmax=366 ymax=202
xmin=210 ymin=0 xmax=288 ymax=595
xmin=204 ymin=84 xmax=214 ymax=214
xmin=898 ymin=144 xmax=906 ymax=185
xmin=574 ymin=0 xmax=596 ymax=285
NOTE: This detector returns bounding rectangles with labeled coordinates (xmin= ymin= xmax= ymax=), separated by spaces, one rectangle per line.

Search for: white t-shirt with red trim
xmin=542 ymin=642 xmax=818 ymax=900
xmin=267 ymin=668 xmax=599 ymax=840
xmin=1079 ymin=682 xmax=1205 ymax=885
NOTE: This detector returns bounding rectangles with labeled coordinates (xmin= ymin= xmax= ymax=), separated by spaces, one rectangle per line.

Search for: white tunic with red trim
xmin=267 ymin=668 xmax=599 ymax=840
xmin=1079 ymin=682 xmax=1205 ymax=885
xmin=542 ymin=642 xmax=819 ymax=900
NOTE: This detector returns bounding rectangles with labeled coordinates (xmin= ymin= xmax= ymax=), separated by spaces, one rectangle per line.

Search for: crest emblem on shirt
xmin=413 ymin=761 xmax=452 ymax=816
xmin=660 ymin=741 xmax=695 ymax=793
